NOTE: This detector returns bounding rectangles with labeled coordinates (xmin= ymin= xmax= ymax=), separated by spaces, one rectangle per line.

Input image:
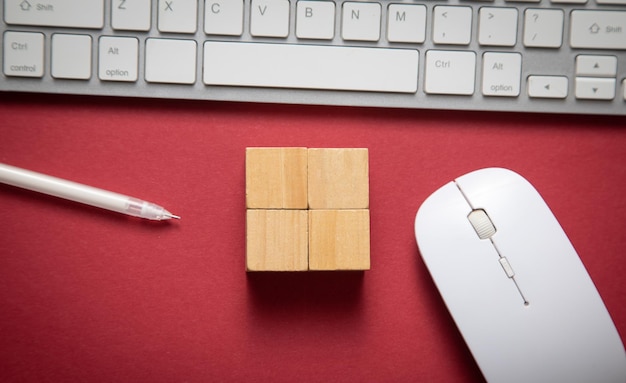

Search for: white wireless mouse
xmin=414 ymin=168 xmax=626 ymax=383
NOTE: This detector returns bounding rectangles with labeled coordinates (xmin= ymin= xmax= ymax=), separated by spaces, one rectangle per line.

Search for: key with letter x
xmin=158 ymin=0 xmax=197 ymax=33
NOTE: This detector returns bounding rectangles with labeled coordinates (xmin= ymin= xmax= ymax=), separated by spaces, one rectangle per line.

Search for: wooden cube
xmin=308 ymin=148 xmax=369 ymax=209
xmin=246 ymin=147 xmax=308 ymax=209
xmin=246 ymin=209 xmax=309 ymax=271
xmin=308 ymin=209 xmax=370 ymax=271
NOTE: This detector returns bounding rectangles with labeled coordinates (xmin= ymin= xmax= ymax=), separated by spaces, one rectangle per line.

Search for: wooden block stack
xmin=246 ymin=147 xmax=370 ymax=272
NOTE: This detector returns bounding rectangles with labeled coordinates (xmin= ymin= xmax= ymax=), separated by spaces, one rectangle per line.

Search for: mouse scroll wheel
xmin=468 ymin=209 xmax=496 ymax=239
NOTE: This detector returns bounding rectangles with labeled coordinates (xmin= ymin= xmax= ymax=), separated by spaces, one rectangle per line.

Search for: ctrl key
xmin=3 ymin=31 xmax=44 ymax=78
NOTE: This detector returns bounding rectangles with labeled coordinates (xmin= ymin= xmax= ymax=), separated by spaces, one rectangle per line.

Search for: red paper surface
xmin=0 ymin=93 xmax=625 ymax=382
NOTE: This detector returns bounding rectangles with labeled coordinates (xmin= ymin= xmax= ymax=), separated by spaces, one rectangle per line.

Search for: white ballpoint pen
xmin=0 ymin=163 xmax=180 ymax=221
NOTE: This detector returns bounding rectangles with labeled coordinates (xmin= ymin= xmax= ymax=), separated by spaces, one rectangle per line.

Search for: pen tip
xmin=162 ymin=211 xmax=180 ymax=220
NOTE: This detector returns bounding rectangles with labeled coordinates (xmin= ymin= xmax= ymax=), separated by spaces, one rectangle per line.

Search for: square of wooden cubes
xmin=245 ymin=147 xmax=370 ymax=272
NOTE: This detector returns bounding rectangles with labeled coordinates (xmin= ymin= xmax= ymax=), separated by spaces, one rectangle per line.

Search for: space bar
xmin=203 ymin=42 xmax=419 ymax=93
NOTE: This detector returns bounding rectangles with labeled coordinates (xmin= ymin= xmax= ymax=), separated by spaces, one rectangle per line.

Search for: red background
xmin=1 ymin=93 xmax=624 ymax=382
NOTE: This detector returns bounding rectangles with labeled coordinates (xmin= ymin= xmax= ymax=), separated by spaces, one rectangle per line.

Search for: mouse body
xmin=414 ymin=168 xmax=626 ymax=383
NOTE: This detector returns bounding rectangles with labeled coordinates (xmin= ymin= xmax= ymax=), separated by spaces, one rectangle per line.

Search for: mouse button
xmin=415 ymin=183 xmax=518 ymax=308
xmin=484 ymin=184 xmax=574 ymax=274
xmin=455 ymin=167 xmax=517 ymax=205
xmin=415 ymin=182 xmax=494 ymax=265
xmin=415 ymin=182 xmax=478 ymax=258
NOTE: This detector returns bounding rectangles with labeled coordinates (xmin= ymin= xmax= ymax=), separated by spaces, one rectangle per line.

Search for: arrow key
xmin=576 ymin=55 xmax=617 ymax=77
xmin=575 ymin=77 xmax=616 ymax=100
xmin=528 ymin=75 xmax=568 ymax=98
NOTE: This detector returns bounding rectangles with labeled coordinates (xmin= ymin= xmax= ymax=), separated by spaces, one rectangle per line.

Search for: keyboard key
xmin=251 ymin=0 xmax=290 ymax=38
xmin=203 ymin=42 xmax=418 ymax=93
xmin=99 ymin=36 xmax=139 ymax=82
xmin=51 ymin=34 xmax=91 ymax=79
xmin=433 ymin=6 xmax=472 ymax=45
xmin=570 ymin=11 xmax=626 ymax=50
xmin=478 ymin=7 xmax=518 ymax=47
xmin=424 ymin=50 xmax=476 ymax=95
xmin=597 ymin=0 xmax=626 ymax=4
xmin=145 ymin=38 xmax=196 ymax=84
xmin=387 ymin=4 xmax=426 ymax=43
xmin=3 ymin=31 xmax=44 ymax=77
xmin=482 ymin=52 xmax=521 ymax=97
xmin=296 ymin=1 xmax=335 ymax=40
xmin=4 ymin=0 xmax=104 ymax=29
xmin=342 ymin=2 xmax=381 ymax=42
xmin=527 ymin=76 xmax=568 ymax=98
xmin=575 ymin=78 xmax=616 ymax=100
xmin=523 ymin=9 xmax=564 ymax=48
xmin=550 ymin=0 xmax=587 ymax=3
xmin=204 ymin=0 xmax=244 ymax=36
xmin=576 ymin=55 xmax=617 ymax=77
xmin=112 ymin=0 xmax=151 ymax=31
xmin=158 ymin=0 xmax=198 ymax=33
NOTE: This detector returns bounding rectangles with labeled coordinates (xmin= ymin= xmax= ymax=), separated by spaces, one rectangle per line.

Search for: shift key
xmin=5 ymin=0 xmax=104 ymax=29
xmin=570 ymin=11 xmax=626 ymax=49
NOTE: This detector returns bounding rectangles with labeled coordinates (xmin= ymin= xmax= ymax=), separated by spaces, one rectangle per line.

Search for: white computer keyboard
xmin=1 ymin=0 xmax=625 ymax=115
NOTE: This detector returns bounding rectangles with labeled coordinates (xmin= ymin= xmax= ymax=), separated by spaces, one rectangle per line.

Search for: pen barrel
xmin=0 ymin=163 xmax=131 ymax=215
